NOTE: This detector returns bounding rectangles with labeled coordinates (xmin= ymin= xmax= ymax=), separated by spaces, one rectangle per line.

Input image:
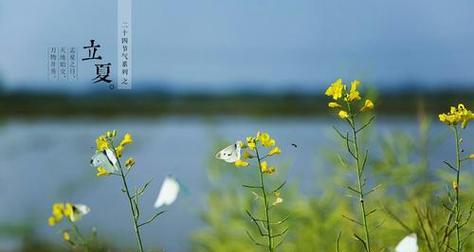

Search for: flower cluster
xmin=438 ymin=104 xmax=474 ymax=129
xmin=325 ymin=79 xmax=374 ymax=119
xmin=48 ymin=202 xmax=90 ymax=226
xmin=93 ymin=131 xmax=135 ymax=176
xmin=235 ymin=132 xmax=281 ymax=174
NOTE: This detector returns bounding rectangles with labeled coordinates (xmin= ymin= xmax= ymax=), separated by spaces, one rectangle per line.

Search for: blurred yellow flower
xmin=48 ymin=202 xmax=89 ymax=225
xmin=96 ymin=167 xmax=111 ymax=176
xmin=63 ymin=231 xmax=71 ymax=241
xmin=125 ymin=157 xmax=135 ymax=169
xmin=242 ymin=150 xmax=254 ymax=159
xmin=328 ymin=102 xmax=342 ymax=109
xmin=338 ymin=110 xmax=349 ymax=119
xmin=260 ymin=161 xmax=275 ymax=175
xmin=346 ymin=80 xmax=361 ymax=102
xmin=360 ymin=99 xmax=374 ymax=112
xmin=325 ymin=79 xmax=344 ymax=100
xmin=115 ymin=145 xmax=124 ymax=158
xmin=469 ymin=153 xmax=474 ymax=159
xmin=268 ymin=147 xmax=281 ymax=156
xmin=235 ymin=159 xmax=249 ymax=167
xmin=452 ymin=180 xmax=458 ymax=190
xmin=439 ymin=104 xmax=474 ymax=128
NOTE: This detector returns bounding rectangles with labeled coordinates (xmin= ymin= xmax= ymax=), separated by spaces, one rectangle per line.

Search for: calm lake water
xmin=0 ymin=116 xmax=472 ymax=251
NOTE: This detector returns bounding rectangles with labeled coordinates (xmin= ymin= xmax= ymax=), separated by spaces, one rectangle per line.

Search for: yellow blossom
xmin=235 ymin=159 xmax=249 ymax=167
xmin=63 ymin=231 xmax=71 ymax=241
xmin=120 ymin=133 xmax=133 ymax=146
xmin=246 ymin=137 xmax=256 ymax=150
xmin=346 ymin=80 xmax=361 ymax=102
xmin=115 ymin=145 xmax=124 ymax=158
xmin=360 ymin=99 xmax=374 ymax=112
xmin=268 ymin=147 xmax=281 ymax=156
xmin=48 ymin=216 xmax=57 ymax=226
xmin=338 ymin=110 xmax=349 ymax=119
xmin=260 ymin=161 xmax=275 ymax=175
xmin=96 ymin=135 xmax=109 ymax=151
xmin=96 ymin=167 xmax=111 ymax=176
xmin=452 ymin=180 xmax=458 ymax=190
xmin=125 ymin=157 xmax=135 ymax=169
xmin=439 ymin=104 xmax=474 ymax=128
xmin=325 ymin=79 xmax=345 ymax=100
xmin=328 ymin=102 xmax=342 ymax=109
xmin=257 ymin=132 xmax=276 ymax=148
xmin=469 ymin=153 xmax=474 ymax=159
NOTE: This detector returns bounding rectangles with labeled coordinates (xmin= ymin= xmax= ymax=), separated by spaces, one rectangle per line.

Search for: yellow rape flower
xmin=338 ymin=110 xmax=349 ymax=119
xmin=346 ymin=80 xmax=361 ymax=102
xmin=469 ymin=153 xmax=474 ymax=159
xmin=260 ymin=161 xmax=275 ymax=175
xmin=360 ymin=99 xmax=374 ymax=112
xmin=96 ymin=167 xmax=111 ymax=176
xmin=439 ymin=104 xmax=474 ymax=128
xmin=257 ymin=132 xmax=276 ymax=148
xmin=247 ymin=137 xmax=256 ymax=150
xmin=325 ymin=79 xmax=344 ymax=100
xmin=120 ymin=133 xmax=133 ymax=146
xmin=235 ymin=159 xmax=249 ymax=167
xmin=328 ymin=102 xmax=342 ymax=109
xmin=268 ymin=147 xmax=281 ymax=156
xmin=96 ymin=135 xmax=109 ymax=151
xmin=125 ymin=157 xmax=135 ymax=169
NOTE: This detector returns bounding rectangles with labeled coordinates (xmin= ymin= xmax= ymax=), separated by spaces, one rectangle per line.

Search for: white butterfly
xmin=154 ymin=176 xmax=180 ymax=208
xmin=69 ymin=204 xmax=90 ymax=222
xmin=90 ymin=149 xmax=119 ymax=173
xmin=395 ymin=233 xmax=418 ymax=252
xmin=215 ymin=141 xmax=243 ymax=163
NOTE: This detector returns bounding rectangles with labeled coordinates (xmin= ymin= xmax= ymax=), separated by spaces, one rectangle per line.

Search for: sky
xmin=0 ymin=0 xmax=473 ymax=92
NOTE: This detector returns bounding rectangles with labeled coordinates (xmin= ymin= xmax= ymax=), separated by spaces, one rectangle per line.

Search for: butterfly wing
xmin=154 ymin=176 xmax=180 ymax=208
xmin=215 ymin=142 xmax=241 ymax=163
xmin=90 ymin=150 xmax=118 ymax=173
xmin=70 ymin=204 xmax=90 ymax=222
xmin=395 ymin=233 xmax=418 ymax=252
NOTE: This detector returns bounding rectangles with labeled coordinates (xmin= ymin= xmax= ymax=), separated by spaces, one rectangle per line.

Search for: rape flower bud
xmin=360 ymin=99 xmax=374 ymax=112
xmin=260 ymin=161 xmax=275 ymax=175
xmin=242 ymin=150 xmax=255 ymax=159
xmin=63 ymin=231 xmax=71 ymax=242
xmin=272 ymin=192 xmax=283 ymax=206
xmin=96 ymin=167 xmax=111 ymax=176
xmin=125 ymin=157 xmax=136 ymax=169
xmin=268 ymin=147 xmax=281 ymax=156
xmin=469 ymin=153 xmax=474 ymax=159
xmin=452 ymin=181 xmax=458 ymax=190
xmin=338 ymin=110 xmax=349 ymax=119
xmin=328 ymin=102 xmax=342 ymax=109
xmin=234 ymin=159 xmax=249 ymax=167
xmin=120 ymin=133 xmax=133 ymax=146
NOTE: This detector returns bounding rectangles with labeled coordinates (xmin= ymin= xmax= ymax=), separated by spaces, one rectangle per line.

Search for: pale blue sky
xmin=0 ymin=0 xmax=473 ymax=92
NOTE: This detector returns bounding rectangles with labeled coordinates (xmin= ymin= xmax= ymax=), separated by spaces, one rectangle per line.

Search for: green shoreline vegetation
xmin=0 ymin=89 xmax=473 ymax=118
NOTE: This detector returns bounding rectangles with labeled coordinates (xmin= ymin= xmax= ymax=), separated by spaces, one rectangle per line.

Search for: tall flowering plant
xmin=438 ymin=104 xmax=474 ymax=252
xmin=91 ymin=131 xmax=165 ymax=252
xmin=325 ymin=79 xmax=376 ymax=252
xmin=216 ymin=131 xmax=287 ymax=252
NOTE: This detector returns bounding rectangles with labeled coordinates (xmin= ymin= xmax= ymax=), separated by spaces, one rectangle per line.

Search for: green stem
xmin=453 ymin=126 xmax=461 ymax=252
xmin=112 ymin=143 xmax=145 ymax=252
xmin=68 ymin=219 xmax=89 ymax=252
xmin=255 ymin=147 xmax=274 ymax=252
xmin=349 ymin=112 xmax=372 ymax=252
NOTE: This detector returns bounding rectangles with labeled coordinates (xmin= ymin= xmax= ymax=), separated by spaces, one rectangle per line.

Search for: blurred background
xmin=0 ymin=0 xmax=473 ymax=251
